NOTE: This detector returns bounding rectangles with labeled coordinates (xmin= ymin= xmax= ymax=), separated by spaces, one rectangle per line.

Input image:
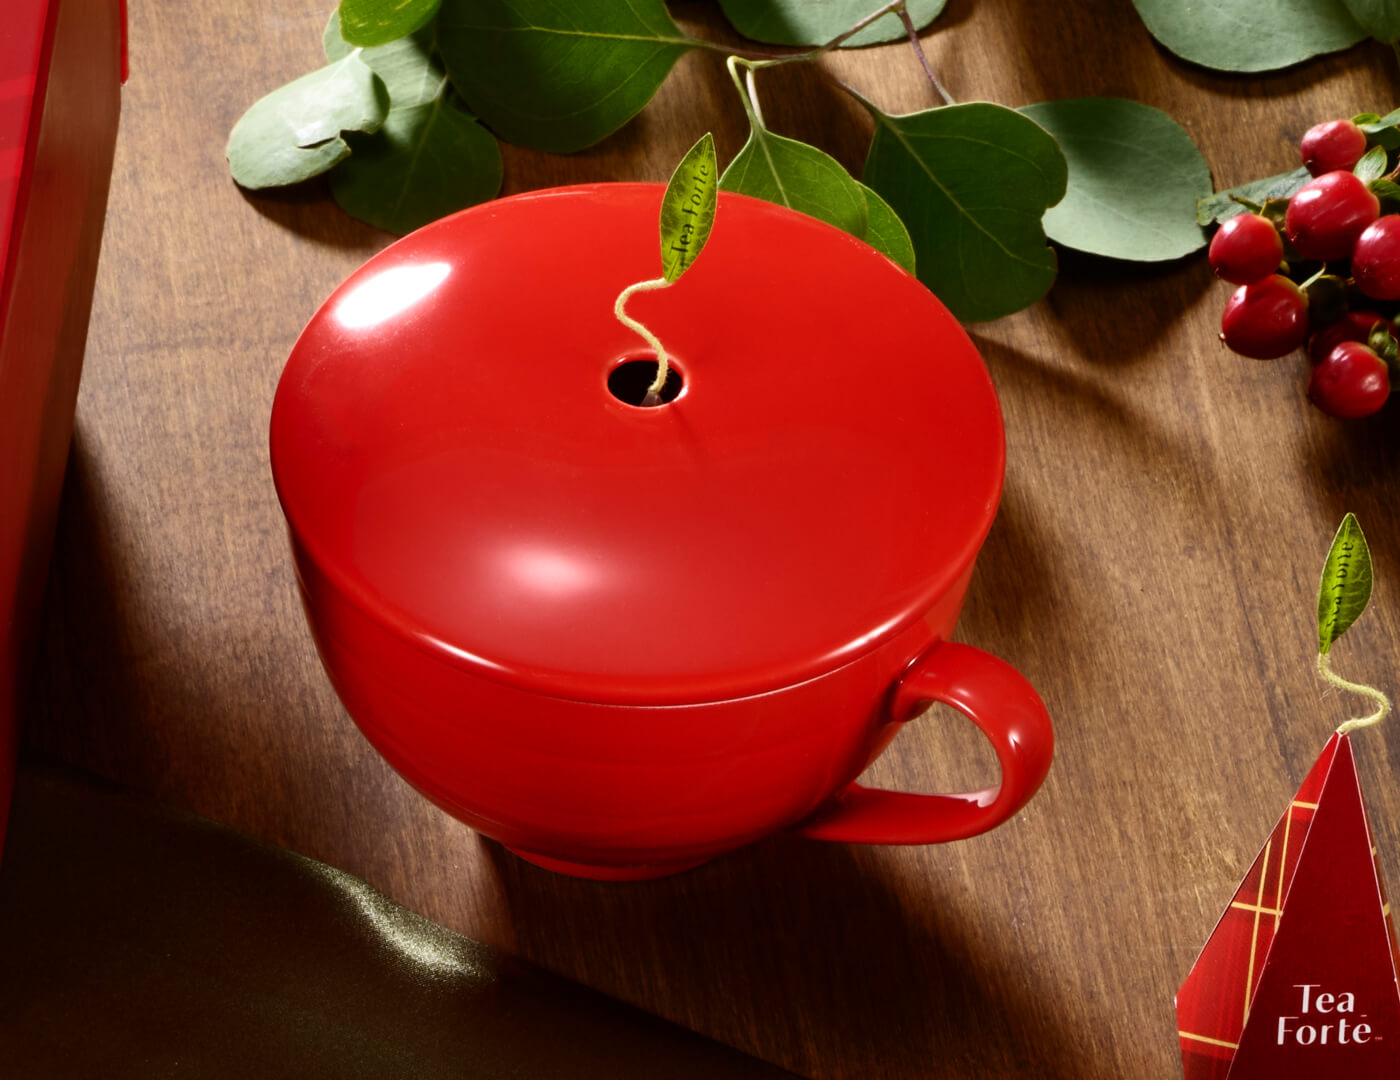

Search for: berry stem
xmin=1299 ymin=264 xmax=1330 ymax=289
xmin=1318 ymin=651 xmax=1392 ymax=734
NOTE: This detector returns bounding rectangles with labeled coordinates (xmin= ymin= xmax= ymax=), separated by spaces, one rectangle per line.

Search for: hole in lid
xmin=607 ymin=356 xmax=684 ymax=407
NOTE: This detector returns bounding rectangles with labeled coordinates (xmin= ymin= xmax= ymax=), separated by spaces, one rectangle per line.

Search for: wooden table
xmin=25 ymin=2 xmax=1400 ymax=1076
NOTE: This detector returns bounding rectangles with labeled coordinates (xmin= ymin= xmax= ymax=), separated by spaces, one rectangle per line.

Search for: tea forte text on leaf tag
xmin=660 ymin=133 xmax=718 ymax=283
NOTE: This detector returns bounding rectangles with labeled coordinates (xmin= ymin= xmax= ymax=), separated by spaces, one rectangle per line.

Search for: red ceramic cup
xmin=271 ymin=184 xmax=1053 ymax=880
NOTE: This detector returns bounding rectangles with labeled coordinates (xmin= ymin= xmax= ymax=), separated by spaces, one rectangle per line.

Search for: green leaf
xmin=1356 ymin=109 xmax=1400 ymax=151
xmin=437 ymin=0 xmax=697 ymax=153
xmin=857 ymin=182 xmax=915 ymax=274
xmin=861 ymin=101 xmax=1067 ymax=323
xmin=1342 ymin=0 xmax=1400 ymax=42
xmin=227 ymin=54 xmax=389 ymax=190
xmin=1131 ymin=0 xmax=1365 ymax=72
xmin=325 ymin=12 xmax=444 ymax=107
xmin=324 ymin=10 xmax=498 ymax=234
xmin=1195 ymin=166 xmax=1311 ymax=226
xmin=719 ymin=126 xmax=868 ymax=239
xmin=329 ymin=93 xmax=502 ymax=235
xmin=1356 ymin=143 xmax=1388 ymax=182
xmin=716 ymin=0 xmax=946 ymax=47
xmin=1370 ymin=322 xmax=1400 ymax=366
xmin=659 ymin=133 xmax=718 ymax=282
xmin=1305 ymin=274 xmax=1349 ymax=326
xmin=1018 ymin=98 xmax=1209 ymax=262
xmin=338 ymin=0 xmax=440 ymax=47
xmin=1318 ymin=513 xmax=1373 ymax=655
xmin=1372 ymin=177 xmax=1400 ymax=204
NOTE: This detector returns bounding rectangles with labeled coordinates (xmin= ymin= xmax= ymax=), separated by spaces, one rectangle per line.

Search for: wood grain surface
xmin=24 ymin=2 xmax=1400 ymax=1077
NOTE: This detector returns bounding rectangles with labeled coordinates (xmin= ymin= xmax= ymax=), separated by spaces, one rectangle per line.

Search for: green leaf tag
xmin=659 ymin=133 xmax=718 ymax=283
xmin=1318 ymin=513 xmax=1373 ymax=655
xmin=1356 ymin=144 xmax=1388 ymax=182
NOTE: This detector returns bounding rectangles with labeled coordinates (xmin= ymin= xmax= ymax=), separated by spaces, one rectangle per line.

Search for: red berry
xmin=1209 ymin=214 xmax=1283 ymax=284
xmin=1352 ymin=215 xmax=1400 ymax=300
xmin=1308 ymin=341 xmax=1390 ymax=418
xmin=1307 ymin=310 xmax=1394 ymax=364
xmin=1300 ymin=119 xmax=1369 ymax=177
xmin=1284 ymin=171 xmax=1380 ymax=261
xmin=1220 ymin=275 xmax=1309 ymax=359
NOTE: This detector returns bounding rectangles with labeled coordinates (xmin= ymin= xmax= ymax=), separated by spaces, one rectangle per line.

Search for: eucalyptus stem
xmin=741 ymin=0 xmax=910 ymax=71
xmin=898 ymin=6 xmax=954 ymax=106
xmin=723 ymin=0 xmax=955 ymax=129
xmin=807 ymin=0 xmax=909 ymax=58
xmin=614 ymin=278 xmax=672 ymax=406
xmin=727 ymin=55 xmax=762 ymax=125
xmin=746 ymin=66 xmax=766 ymax=127
xmin=1318 ymin=651 xmax=1392 ymax=735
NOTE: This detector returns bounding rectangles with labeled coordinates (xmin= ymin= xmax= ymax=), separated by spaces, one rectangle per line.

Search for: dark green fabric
xmin=0 ymin=761 xmax=797 ymax=1079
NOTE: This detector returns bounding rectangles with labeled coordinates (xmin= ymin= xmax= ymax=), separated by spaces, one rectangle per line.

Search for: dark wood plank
xmin=26 ymin=1 xmax=1400 ymax=1077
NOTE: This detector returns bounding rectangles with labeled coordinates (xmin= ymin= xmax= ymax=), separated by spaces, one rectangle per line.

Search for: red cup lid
xmin=271 ymin=184 xmax=1004 ymax=705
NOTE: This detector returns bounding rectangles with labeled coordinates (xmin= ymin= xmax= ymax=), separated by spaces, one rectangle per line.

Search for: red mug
xmin=270 ymin=184 xmax=1053 ymax=879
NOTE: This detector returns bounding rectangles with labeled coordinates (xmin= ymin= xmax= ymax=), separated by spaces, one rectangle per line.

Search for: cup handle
xmin=794 ymin=641 xmax=1053 ymax=844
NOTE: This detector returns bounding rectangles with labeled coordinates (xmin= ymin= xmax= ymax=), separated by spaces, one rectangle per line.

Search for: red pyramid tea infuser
xmin=1176 ymin=514 xmax=1400 ymax=1078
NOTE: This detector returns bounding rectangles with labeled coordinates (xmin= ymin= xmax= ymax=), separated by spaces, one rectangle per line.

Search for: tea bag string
xmin=614 ymin=278 xmax=671 ymax=405
xmin=1318 ymin=651 xmax=1392 ymax=735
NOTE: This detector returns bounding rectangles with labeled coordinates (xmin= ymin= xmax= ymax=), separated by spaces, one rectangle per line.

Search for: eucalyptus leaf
xmin=1318 ymin=513 xmax=1373 ymax=655
xmin=660 ymin=133 xmax=718 ymax=282
xmin=1196 ymin=166 xmax=1312 ymax=226
xmin=330 ymin=92 xmax=501 ymax=235
xmin=716 ymin=0 xmax=946 ymax=48
xmin=720 ymin=126 xmax=868 ymax=239
xmin=325 ymin=12 xmax=444 ymax=107
xmin=858 ymin=182 xmax=915 ymax=274
xmin=1342 ymin=0 xmax=1400 ymax=42
xmin=1356 ymin=144 xmax=1389 ymax=182
xmin=1131 ymin=0 xmax=1365 ymax=72
xmin=338 ymin=0 xmax=440 ymax=48
xmin=862 ymin=101 xmax=1067 ymax=323
xmin=227 ymin=54 xmax=389 ymax=190
xmin=437 ymin=0 xmax=697 ymax=153
xmin=1018 ymin=98 xmax=1209 ymax=262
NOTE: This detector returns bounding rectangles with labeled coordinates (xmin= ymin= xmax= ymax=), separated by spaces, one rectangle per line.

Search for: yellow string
xmin=613 ymin=278 xmax=671 ymax=405
xmin=1317 ymin=651 xmax=1392 ymax=735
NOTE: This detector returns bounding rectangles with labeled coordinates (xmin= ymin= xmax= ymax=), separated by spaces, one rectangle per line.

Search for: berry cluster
xmin=1212 ymin=116 xmax=1400 ymax=420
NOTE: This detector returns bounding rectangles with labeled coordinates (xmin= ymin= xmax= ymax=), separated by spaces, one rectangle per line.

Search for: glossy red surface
xmin=0 ymin=0 xmax=122 ymax=855
xmin=272 ymin=184 xmax=1053 ymax=876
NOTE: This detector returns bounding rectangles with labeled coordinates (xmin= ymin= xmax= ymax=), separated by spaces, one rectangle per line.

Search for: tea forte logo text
xmin=1277 ymin=983 xmax=1379 ymax=1046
